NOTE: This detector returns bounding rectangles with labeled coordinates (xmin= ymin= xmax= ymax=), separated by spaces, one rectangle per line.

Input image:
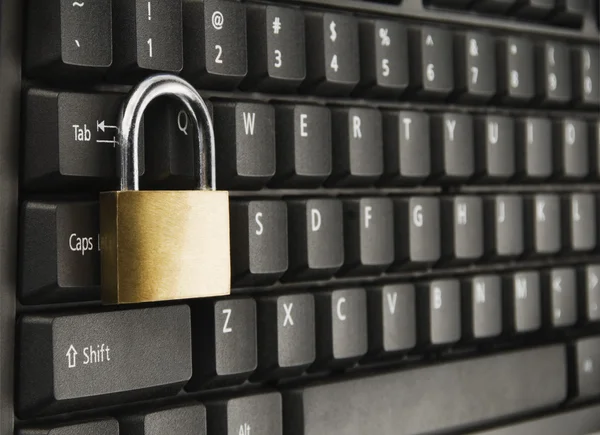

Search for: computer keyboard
xmin=3 ymin=0 xmax=599 ymax=433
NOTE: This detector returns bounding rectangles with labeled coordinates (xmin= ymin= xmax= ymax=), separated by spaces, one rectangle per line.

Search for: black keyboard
xmin=4 ymin=0 xmax=600 ymax=433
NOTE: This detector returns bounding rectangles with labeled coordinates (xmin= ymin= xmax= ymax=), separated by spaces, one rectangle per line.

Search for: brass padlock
xmin=100 ymin=74 xmax=231 ymax=304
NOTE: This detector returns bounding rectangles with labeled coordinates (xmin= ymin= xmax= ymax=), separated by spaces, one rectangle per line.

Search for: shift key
xmin=17 ymin=305 xmax=192 ymax=418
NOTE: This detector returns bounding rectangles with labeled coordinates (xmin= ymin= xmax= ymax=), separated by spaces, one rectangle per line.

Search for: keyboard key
xmin=553 ymin=0 xmax=589 ymax=24
xmin=286 ymin=199 xmax=344 ymax=280
xmin=20 ymin=201 xmax=99 ymax=304
xmin=394 ymin=197 xmax=441 ymax=267
xmin=537 ymin=41 xmax=571 ymax=104
xmin=505 ymin=271 xmax=542 ymax=333
xmin=230 ymin=200 xmax=288 ymax=285
xmin=476 ymin=115 xmax=516 ymax=181
xmin=189 ymin=298 xmax=257 ymax=389
xmin=583 ymin=265 xmax=600 ymax=322
xmin=207 ymin=392 xmax=282 ymax=435
xmin=183 ymin=0 xmax=247 ymax=88
xmin=283 ymin=346 xmax=567 ymax=435
xmin=26 ymin=0 xmax=112 ymax=78
xmin=112 ymin=0 xmax=182 ymax=78
xmin=330 ymin=107 xmax=384 ymax=186
xmin=516 ymin=117 xmax=553 ymax=180
xmin=454 ymin=31 xmax=497 ymax=100
xmin=343 ymin=197 xmax=394 ymax=274
xmin=420 ymin=279 xmax=461 ymax=345
xmin=473 ymin=0 xmax=517 ymax=12
xmin=18 ymin=305 xmax=192 ymax=417
xmin=19 ymin=419 xmax=119 ymax=435
xmin=565 ymin=193 xmax=596 ymax=252
xmin=516 ymin=0 xmax=556 ymax=17
xmin=554 ymin=118 xmax=589 ymax=179
xmin=485 ymin=195 xmax=525 ymax=258
xmin=119 ymin=404 xmax=206 ymax=435
xmin=431 ymin=113 xmax=475 ymax=181
xmin=246 ymin=5 xmax=306 ymax=91
xmin=526 ymin=194 xmax=561 ymax=255
xmin=305 ymin=12 xmax=360 ymax=95
xmin=409 ymin=26 xmax=454 ymax=97
xmin=573 ymin=337 xmax=600 ymax=399
xmin=314 ymin=289 xmax=368 ymax=369
xmin=464 ymin=275 xmax=503 ymax=339
xmin=442 ymin=196 xmax=484 ymax=262
xmin=274 ymin=104 xmax=331 ymax=187
xmin=383 ymin=111 xmax=431 ymax=183
xmin=573 ymin=46 xmax=599 ymax=107
xmin=368 ymin=284 xmax=416 ymax=355
xmin=498 ymin=36 xmax=535 ymax=102
xmin=359 ymin=19 xmax=409 ymax=96
xmin=256 ymin=294 xmax=316 ymax=378
xmin=214 ymin=102 xmax=276 ymax=189
xmin=545 ymin=268 xmax=577 ymax=327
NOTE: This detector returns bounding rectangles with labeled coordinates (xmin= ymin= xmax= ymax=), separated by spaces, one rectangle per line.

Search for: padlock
xmin=100 ymin=74 xmax=231 ymax=304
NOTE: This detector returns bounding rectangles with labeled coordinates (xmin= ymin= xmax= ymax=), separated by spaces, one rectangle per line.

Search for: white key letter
xmin=311 ymin=208 xmax=322 ymax=232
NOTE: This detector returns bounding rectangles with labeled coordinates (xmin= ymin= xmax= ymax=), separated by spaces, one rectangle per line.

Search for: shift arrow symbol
xmin=66 ymin=345 xmax=78 ymax=368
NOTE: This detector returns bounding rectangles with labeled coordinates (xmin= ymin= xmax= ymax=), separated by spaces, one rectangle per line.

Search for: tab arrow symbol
xmin=66 ymin=345 xmax=78 ymax=368
xmin=97 ymin=120 xmax=119 ymax=133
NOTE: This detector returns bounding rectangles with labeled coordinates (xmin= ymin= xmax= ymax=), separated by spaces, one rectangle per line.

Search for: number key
xmin=573 ymin=46 xmax=599 ymax=107
xmin=537 ymin=41 xmax=571 ymax=104
xmin=455 ymin=31 xmax=496 ymax=101
xmin=498 ymin=36 xmax=535 ymax=102
xmin=409 ymin=26 xmax=454 ymax=97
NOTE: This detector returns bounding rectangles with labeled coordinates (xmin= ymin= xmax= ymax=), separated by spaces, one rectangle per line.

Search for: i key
xmin=112 ymin=0 xmax=183 ymax=78
xmin=537 ymin=41 xmax=571 ymax=104
xmin=454 ymin=31 xmax=496 ymax=101
xmin=409 ymin=27 xmax=454 ymax=97
xmin=516 ymin=117 xmax=553 ymax=180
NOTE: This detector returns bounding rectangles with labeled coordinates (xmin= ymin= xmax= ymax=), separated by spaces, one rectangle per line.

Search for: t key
xmin=409 ymin=27 xmax=454 ymax=97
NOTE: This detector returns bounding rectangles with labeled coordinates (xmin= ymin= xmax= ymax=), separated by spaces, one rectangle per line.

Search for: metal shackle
xmin=118 ymin=74 xmax=216 ymax=191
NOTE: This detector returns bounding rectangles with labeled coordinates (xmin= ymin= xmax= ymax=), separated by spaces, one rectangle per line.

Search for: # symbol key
xmin=272 ymin=16 xmax=282 ymax=34
xmin=379 ymin=28 xmax=390 ymax=46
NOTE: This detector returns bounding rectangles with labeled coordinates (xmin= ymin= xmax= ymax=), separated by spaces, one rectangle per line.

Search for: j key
xmin=343 ymin=198 xmax=394 ymax=275
xmin=454 ymin=31 xmax=497 ymax=101
xmin=485 ymin=195 xmax=525 ymax=258
xmin=20 ymin=201 xmax=99 ymax=304
xmin=583 ymin=265 xmax=600 ymax=322
xmin=515 ymin=0 xmax=556 ymax=17
xmin=214 ymin=102 xmax=276 ymax=189
xmin=183 ymin=0 xmax=247 ymax=88
xmin=18 ymin=305 xmax=192 ymax=418
xmin=475 ymin=115 xmax=516 ymax=181
xmin=564 ymin=193 xmax=596 ymax=252
xmin=383 ymin=111 xmax=431 ymax=183
xmin=188 ymin=298 xmax=257 ymax=389
xmin=442 ymin=196 xmax=484 ymax=262
xmin=544 ymin=268 xmax=577 ymax=328
xmin=285 ymin=199 xmax=344 ymax=280
xmin=314 ymin=289 xmax=368 ymax=369
xmin=19 ymin=419 xmax=119 ymax=435
xmin=572 ymin=337 xmax=600 ymax=399
xmin=274 ymin=104 xmax=332 ymax=187
xmin=368 ymin=284 xmax=416 ymax=355
xmin=256 ymin=294 xmax=316 ymax=378
xmin=359 ymin=19 xmax=409 ymax=97
xmin=23 ymin=90 xmax=144 ymax=190
xmin=553 ymin=0 xmax=589 ymax=24
xmin=463 ymin=275 xmax=503 ymax=339
xmin=207 ymin=392 xmax=282 ymax=435
xmin=537 ymin=41 xmax=571 ymax=104
xmin=554 ymin=118 xmax=589 ymax=179
xmin=498 ymin=37 xmax=535 ymax=102
xmin=573 ymin=46 xmax=599 ymax=107
xmin=304 ymin=12 xmax=360 ymax=95
xmin=419 ymin=279 xmax=461 ymax=345
xmin=246 ymin=5 xmax=306 ymax=91
xmin=431 ymin=113 xmax=475 ymax=181
xmin=516 ymin=117 xmax=553 ymax=180
xmin=112 ymin=0 xmax=183 ymax=78
xmin=409 ymin=27 xmax=454 ymax=97
xmin=526 ymin=194 xmax=561 ymax=255
xmin=120 ymin=404 xmax=207 ymax=435
xmin=230 ymin=201 xmax=288 ymax=285
xmin=329 ymin=108 xmax=384 ymax=186
xmin=26 ymin=0 xmax=112 ymax=78
xmin=505 ymin=271 xmax=542 ymax=333
xmin=394 ymin=197 xmax=441 ymax=267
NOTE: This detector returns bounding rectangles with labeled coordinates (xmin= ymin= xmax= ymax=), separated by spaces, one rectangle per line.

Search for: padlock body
xmin=100 ymin=190 xmax=231 ymax=304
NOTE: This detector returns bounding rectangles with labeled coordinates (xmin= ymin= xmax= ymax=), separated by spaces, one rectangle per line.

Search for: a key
xmin=112 ymin=0 xmax=183 ymax=78
xmin=554 ymin=118 xmax=589 ymax=179
xmin=505 ymin=271 xmax=542 ymax=333
xmin=464 ymin=275 xmax=503 ymax=339
xmin=343 ymin=197 xmax=394 ymax=275
xmin=485 ymin=195 xmax=525 ymax=258
xmin=583 ymin=265 xmax=600 ymax=322
xmin=526 ymin=194 xmax=561 ymax=255
xmin=246 ymin=5 xmax=306 ymax=91
xmin=565 ymin=193 xmax=596 ymax=252
xmin=18 ymin=305 xmax=192 ymax=417
xmin=183 ymin=0 xmax=247 ymax=88
xmin=314 ymin=288 xmax=368 ymax=369
xmin=119 ymin=404 xmax=207 ymax=435
xmin=207 ymin=392 xmax=282 ymax=435
xmin=20 ymin=200 xmax=99 ymax=304
xmin=368 ymin=284 xmax=416 ymax=355
xmin=572 ymin=337 xmax=600 ymax=399
xmin=537 ymin=41 xmax=571 ymax=104
xmin=515 ymin=0 xmax=556 ymax=17
xmin=431 ymin=113 xmax=475 ymax=181
xmin=273 ymin=104 xmax=332 ymax=187
xmin=498 ymin=36 xmax=535 ymax=102
xmin=230 ymin=201 xmax=288 ymax=285
xmin=409 ymin=26 xmax=454 ymax=97
xmin=516 ymin=117 xmax=553 ymax=180
xmin=329 ymin=107 xmax=384 ymax=186
xmin=255 ymin=293 xmax=316 ymax=379
xmin=213 ymin=102 xmax=276 ymax=189
xmin=285 ymin=199 xmax=344 ymax=280
xmin=188 ymin=298 xmax=257 ymax=389
xmin=442 ymin=196 xmax=484 ymax=262
xmin=19 ymin=419 xmax=119 ymax=435
xmin=394 ymin=197 xmax=441 ymax=267
xmin=544 ymin=268 xmax=577 ymax=328
xmin=304 ymin=12 xmax=360 ymax=95
xmin=476 ymin=115 xmax=516 ymax=181
xmin=383 ymin=111 xmax=431 ymax=183
xmin=420 ymin=280 xmax=461 ymax=345
xmin=454 ymin=31 xmax=497 ymax=101
xmin=573 ymin=46 xmax=599 ymax=107
xmin=359 ymin=19 xmax=409 ymax=97
xmin=26 ymin=0 xmax=112 ymax=78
